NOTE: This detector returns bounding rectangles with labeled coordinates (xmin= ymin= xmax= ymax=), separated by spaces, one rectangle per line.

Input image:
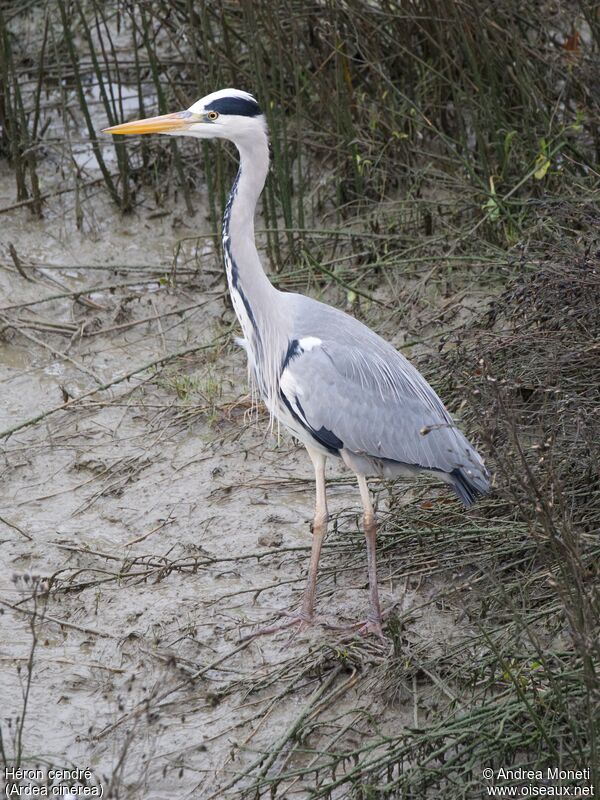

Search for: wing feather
xmin=280 ymin=330 xmax=482 ymax=477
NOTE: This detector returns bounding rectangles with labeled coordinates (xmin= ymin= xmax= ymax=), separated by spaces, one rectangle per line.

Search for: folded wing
xmin=279 ymin=334 xmax=488 ymax=488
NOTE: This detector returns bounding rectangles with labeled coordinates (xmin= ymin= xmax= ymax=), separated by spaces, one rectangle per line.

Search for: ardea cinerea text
xmin=104 ymin=89 xmax=490 ymax=637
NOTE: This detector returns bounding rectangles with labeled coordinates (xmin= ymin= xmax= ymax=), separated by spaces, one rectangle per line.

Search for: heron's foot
xmin=327 ymin=602 xmax=402 ymax=641
xmin=328 ymin=615 xmax=386 ymax=641
xmin=354 ymin=616 xmax=387 ymax=640
xmin=239 ymin=609 xmax=319 ymax=642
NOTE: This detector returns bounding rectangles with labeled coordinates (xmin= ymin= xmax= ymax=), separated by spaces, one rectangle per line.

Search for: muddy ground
xmin=0 ymin=150 xmax=487 ymax=799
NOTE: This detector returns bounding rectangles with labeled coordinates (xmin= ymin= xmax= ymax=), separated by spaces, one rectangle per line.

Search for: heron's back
xmin=272 ymin=292 xmax=490 ymax=506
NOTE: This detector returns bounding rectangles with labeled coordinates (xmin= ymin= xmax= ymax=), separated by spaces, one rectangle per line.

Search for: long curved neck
xmin=222 ymin=133 xmax=275 ymax=333
xmin=222 ymin=131 xmax=285 ymax=406
xmin=226 ymin=136 xmax=269 ymax=246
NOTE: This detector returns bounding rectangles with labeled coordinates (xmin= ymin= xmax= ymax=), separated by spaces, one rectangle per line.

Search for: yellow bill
xmin=102 ymin=111 xmax=193 ymax=135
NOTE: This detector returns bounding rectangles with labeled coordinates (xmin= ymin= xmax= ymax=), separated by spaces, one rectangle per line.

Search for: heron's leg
xmin=357 ymin=474 xmax=384 ymax=637
xmin=240 ymin=446 xmax=327 ymax=641
xmin=297 ymin=445 xmax=328 ymax=620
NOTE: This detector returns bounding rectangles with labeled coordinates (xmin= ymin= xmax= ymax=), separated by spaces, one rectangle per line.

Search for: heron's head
xmin=103 ymin=88 xmax=267 ymax=146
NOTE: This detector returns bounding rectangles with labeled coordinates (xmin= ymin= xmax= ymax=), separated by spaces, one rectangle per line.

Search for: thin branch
xmin=0 ymin=341 xmax=219 ymax=440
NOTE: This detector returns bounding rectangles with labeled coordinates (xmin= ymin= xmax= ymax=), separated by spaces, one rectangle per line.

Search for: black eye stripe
xmin=205 ymin=96 xmax=262 ymax=117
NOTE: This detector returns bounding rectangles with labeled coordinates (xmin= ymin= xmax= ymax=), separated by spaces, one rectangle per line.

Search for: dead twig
xmin=0 ymin=597 xmax=114 ymax=639
xmin=0 ymin=313 xmax=105 ymax=386
xmin=0 ymin=514 xmax=33 ymax=541
xmin=0 ymin=280 xmax=164 ymax=313
xmin=203 ymin=664 xmax=344 ymax=799
xmin=8 ymin=243 xmax=31 ymax=282
xmin=125 ymin=514 xmax=175 ymax=546
xmin=96 ymin=637 xmax=255 ymax=740
xmin=0 ymin=341 xmax=221 ymax=440
xmin=0 ymin=175 xmax=108 ymax=215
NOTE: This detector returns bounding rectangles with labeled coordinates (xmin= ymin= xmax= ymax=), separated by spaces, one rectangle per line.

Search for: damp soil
xmin=0 ymin=156 xmax=484 ymax=798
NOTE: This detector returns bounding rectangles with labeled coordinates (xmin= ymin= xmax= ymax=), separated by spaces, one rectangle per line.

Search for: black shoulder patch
xmin=205 ymin=96 xmax=262 ymax=117
xmin=281 ymin=339 xmax=301 ymax=371
xmin=313 ymin=426 xmax=344 ymax=451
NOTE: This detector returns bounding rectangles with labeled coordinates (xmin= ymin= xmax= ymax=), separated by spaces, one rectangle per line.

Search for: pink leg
xmin=357 ymin=474 xmax=384 ymax=637
xmin=241 ymin=446 xmax=327 ymax=640
xmin=328 ymin=474 xmax=385 ymax=639
xmin=297 ymin=446 xmax=328 ymax=620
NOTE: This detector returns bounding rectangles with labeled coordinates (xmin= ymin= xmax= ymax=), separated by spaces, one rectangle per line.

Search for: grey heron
xmin=104 ymin=89 xmax=490 ymax=637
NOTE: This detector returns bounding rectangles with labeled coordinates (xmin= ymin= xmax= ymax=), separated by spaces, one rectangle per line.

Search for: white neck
xmin=222 ymin=132 xmax=275 ymax=317
xmin=228 ymin=137 xmax=269 ymax=240
xmin=222 ymin=130 xmax=286 ymax=406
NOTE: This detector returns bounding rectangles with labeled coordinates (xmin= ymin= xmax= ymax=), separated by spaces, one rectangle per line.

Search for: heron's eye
xmin=207 ymin=111 xmax=219 ymax=121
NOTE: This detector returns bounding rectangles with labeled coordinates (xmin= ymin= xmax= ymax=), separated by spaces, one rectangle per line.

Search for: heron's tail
xmin=449 ymin=465 xmax=490 ymax=508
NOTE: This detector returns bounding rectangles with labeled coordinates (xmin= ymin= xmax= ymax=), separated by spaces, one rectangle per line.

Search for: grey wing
xmin=280 ymin=336 xmax=488 ymax=486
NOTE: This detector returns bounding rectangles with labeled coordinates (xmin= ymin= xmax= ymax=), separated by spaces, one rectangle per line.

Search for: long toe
xmin=240 ymin=610 xmax=321 ymax=642
xmin=357 ymin=616 xmax=387 ymax=640
xmin=328 ymin=601 xmax=404 ymax=642
xmin=327 ymin=615 xmax=387 ymax=641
